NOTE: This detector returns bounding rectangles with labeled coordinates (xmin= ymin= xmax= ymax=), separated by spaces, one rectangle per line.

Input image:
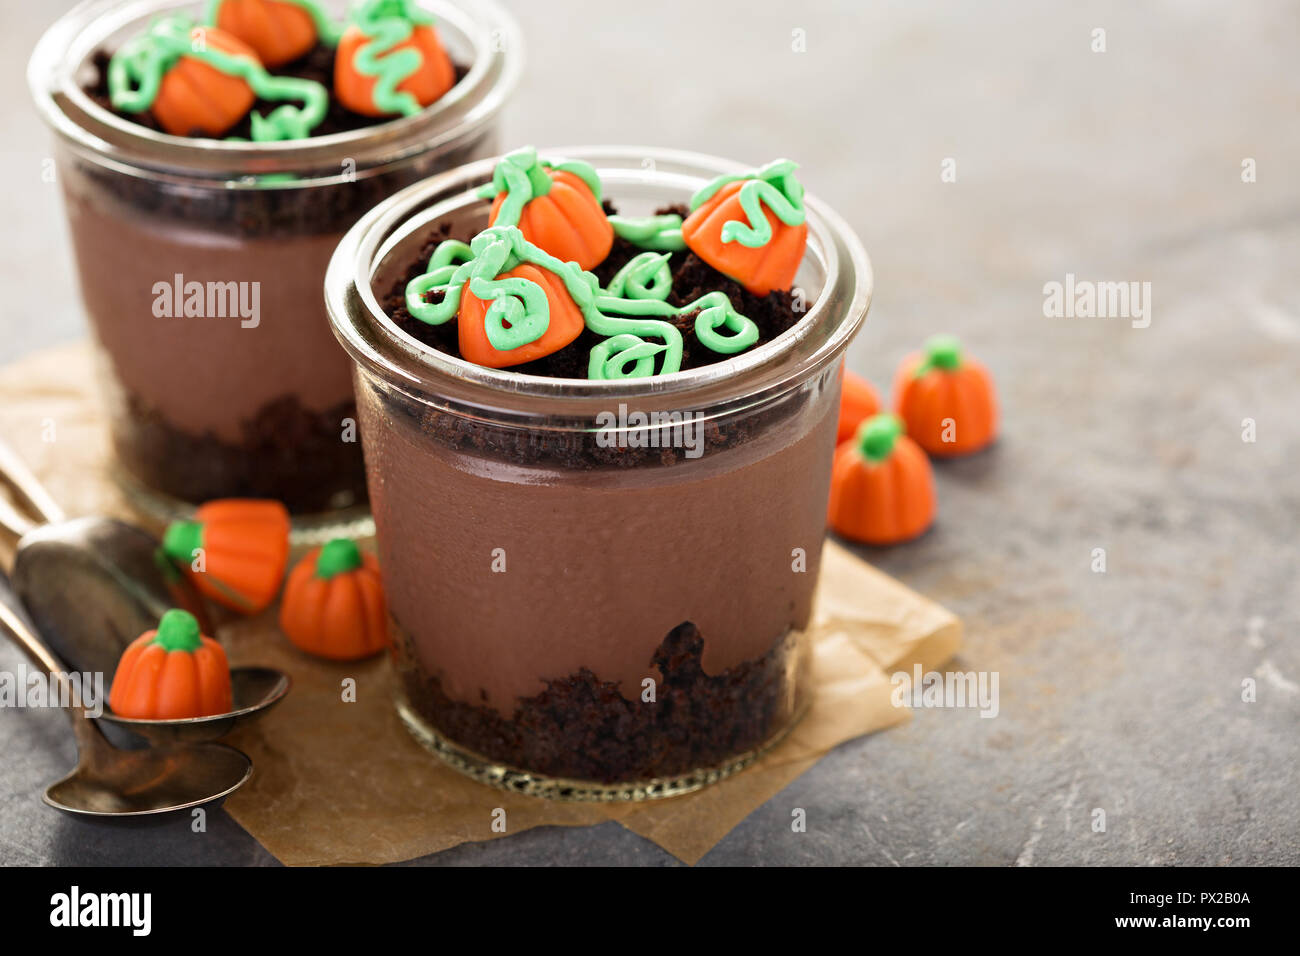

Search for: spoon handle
xmin=0 ymin=437 xmax=67 ymax=528
xmin=0 ymin=572 xmax=104 ymax=751
xmin=0 ymin=491 xmax=37 ymax=538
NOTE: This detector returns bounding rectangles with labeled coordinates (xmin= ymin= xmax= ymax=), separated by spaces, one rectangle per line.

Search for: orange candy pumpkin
xmin=681 ymin=176 xmax=808 ymax=296
xmin=828 ymin=414 xmax=935 ymax=545
xmin=893 ymin=335 xmax=998 ymax=457
xmin=457 ymin=263 xmax=586 ymax=368
xmin=836 ymin=368 xmax=882 ymax=445
xmin=150 ymin=26 xmax=258 ymax=137
xmin=279 ymin=538 xmax=387 ymax=661
xmin=334 ymin=21 xmax=454 ymax=117
xmin=162 ymin=499 xmax=290 ymax=614
xmin=213 ymin=0 xmax=319 ymax=68
xmin=487 ymin=155 xmax=614 ymax=271
xmin=109 ymin=609 xmax=232 ymax=720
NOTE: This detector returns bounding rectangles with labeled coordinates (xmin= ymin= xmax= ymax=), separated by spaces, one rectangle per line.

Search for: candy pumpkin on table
xmin=828 ymin=414 xmax=935 ymax=546
xmin=280 ymin=538 xmax=387 ymax=661
xmin=162 ymin=499 xmax=290 ymax=614
xmin=836 ymin=368 xmax=882 ymax=445
xmin=334 ymin=0 xmax=455 ymax=117
xmin=681 ymin=158 xmax=809 ymax=296
xmin=481 ymin=148 xmax=614 ymax=271
xmin=893 ymin=335 xmax=998 ymax=457
xmin=109 ymin=609 xmax=232 ymax=720
xmin=211 ymin=0 xmax=332 ymax=68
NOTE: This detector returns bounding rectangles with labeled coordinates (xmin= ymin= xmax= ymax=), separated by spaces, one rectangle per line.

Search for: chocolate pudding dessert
xmin=30 ymin=0 xmax=521 ymax=520
xmin=327 ymin=148 xmax=872 ymax=797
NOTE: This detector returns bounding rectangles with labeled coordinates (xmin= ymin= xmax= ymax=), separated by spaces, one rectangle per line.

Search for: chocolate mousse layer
xmin=358 ymin=362 xmax=839 ymax=784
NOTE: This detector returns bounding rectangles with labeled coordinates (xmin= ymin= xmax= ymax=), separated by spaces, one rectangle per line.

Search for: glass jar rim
xmin=325 ymin=145 xmax=874 ymax=417
xmin=27 ymin=0 xmax=523 ymax=182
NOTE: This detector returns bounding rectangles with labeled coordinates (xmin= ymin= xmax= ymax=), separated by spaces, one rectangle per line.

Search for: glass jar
xmin=29 ymin=0 xmax=522 ymax=535
xmin=326 ymin=147 xmax=873 ymax=799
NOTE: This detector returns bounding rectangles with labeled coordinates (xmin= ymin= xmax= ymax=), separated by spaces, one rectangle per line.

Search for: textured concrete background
xmin=1 ymin=0 xmax=1297 ymax=865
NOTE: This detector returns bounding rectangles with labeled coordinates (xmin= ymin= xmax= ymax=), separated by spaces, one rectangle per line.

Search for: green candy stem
xmin=316 ymin=538 xmax=364 ymax=579
xmin=152 ymin=609 xmax=203 ymax=652
xmin=162 ymin=520 xmax=204 ymax=563
xmin=857 ymin=414 xmax=904 ymax=464
xmin=914 ymin=334 xmax=963 ymax=377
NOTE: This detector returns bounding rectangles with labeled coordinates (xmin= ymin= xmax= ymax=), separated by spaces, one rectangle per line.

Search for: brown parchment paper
xmin=0 ymin=343 xmax=962 ymax=865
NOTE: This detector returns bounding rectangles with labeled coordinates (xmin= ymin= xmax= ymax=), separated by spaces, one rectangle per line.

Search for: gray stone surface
xmin=1 ymin=1 xmax=1296 ymax=865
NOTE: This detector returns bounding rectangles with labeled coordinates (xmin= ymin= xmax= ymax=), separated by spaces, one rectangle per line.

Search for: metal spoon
xmin=0 ymin=438 xmax=290 ymax=742
xmin=0 ymin=574 xmax=252 ymax=816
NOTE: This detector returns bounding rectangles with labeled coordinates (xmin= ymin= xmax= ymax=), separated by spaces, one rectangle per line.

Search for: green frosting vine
xmin=346 ymin=0 xmax=437 ymax=116
xmin=607 ymin=160 xmax=807 ymax=254
xmin=475 ymin=147 xmax=605 ymax=226
xmin=403 ymin=226 xmax=760 ymax=380
xmin=607 ymin=213 xmax=686 ymax=251
xmin=106 ymin=15 xmax=328 ymax=141
xmin=688 ymin=158 xmax=807 ymax=248
xmin=203 ymin=0 xmax=343 ymax=44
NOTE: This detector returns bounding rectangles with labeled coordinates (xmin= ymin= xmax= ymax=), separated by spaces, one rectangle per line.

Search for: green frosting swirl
xmin=404 ymin=226 xmax=760 ymax=380
xmin=346 ymin=0 xmax=438 ymax=116
xmin=106 ymin=15 xmax=328 ymax=141
xmin=688 ymin=158 xmax=807 ymax=248
xmin=607 ymin=160 xmax=807 ymax=253
xmin=607 ymin=214 xmax=686 ymax=251
xmin=475 ymin=147 xmax=605 ymax=227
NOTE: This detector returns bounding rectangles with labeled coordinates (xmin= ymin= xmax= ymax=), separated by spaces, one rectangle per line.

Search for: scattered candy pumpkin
xmin=108 ymin=609 xmax=232 ymax=720
xmin=213 ymin=0 xmax=320 ymax=68
xmin=150 ymin=25 xmax=259 ymax=137
xmin=681 ymin=159 xmax=809 ymax=296
xmin=457 ymin=263 xmax=586 ymax=367
xmin=279 ymin=538 xmax=387 ymax=660
xmin=828 ymin=414 xmax=935 ymax=545
xmin=334 ymin=3 xmax=454 ymax=117
xmin=836 ymin=368 xmax=882 ymax=445
xmin=486 ymin=150 xmax=614 ymax=270
xmin=162 ymin=499 xmax=290 ymax=614
xmin=893 ymin=335 xmax=998 ymax=457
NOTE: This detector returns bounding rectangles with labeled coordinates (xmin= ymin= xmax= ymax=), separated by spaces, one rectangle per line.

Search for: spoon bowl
xmin=100 ymin=666 xmax=291 ymax=745
xmin=43 ymin=739 xmax=252 ymax=817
